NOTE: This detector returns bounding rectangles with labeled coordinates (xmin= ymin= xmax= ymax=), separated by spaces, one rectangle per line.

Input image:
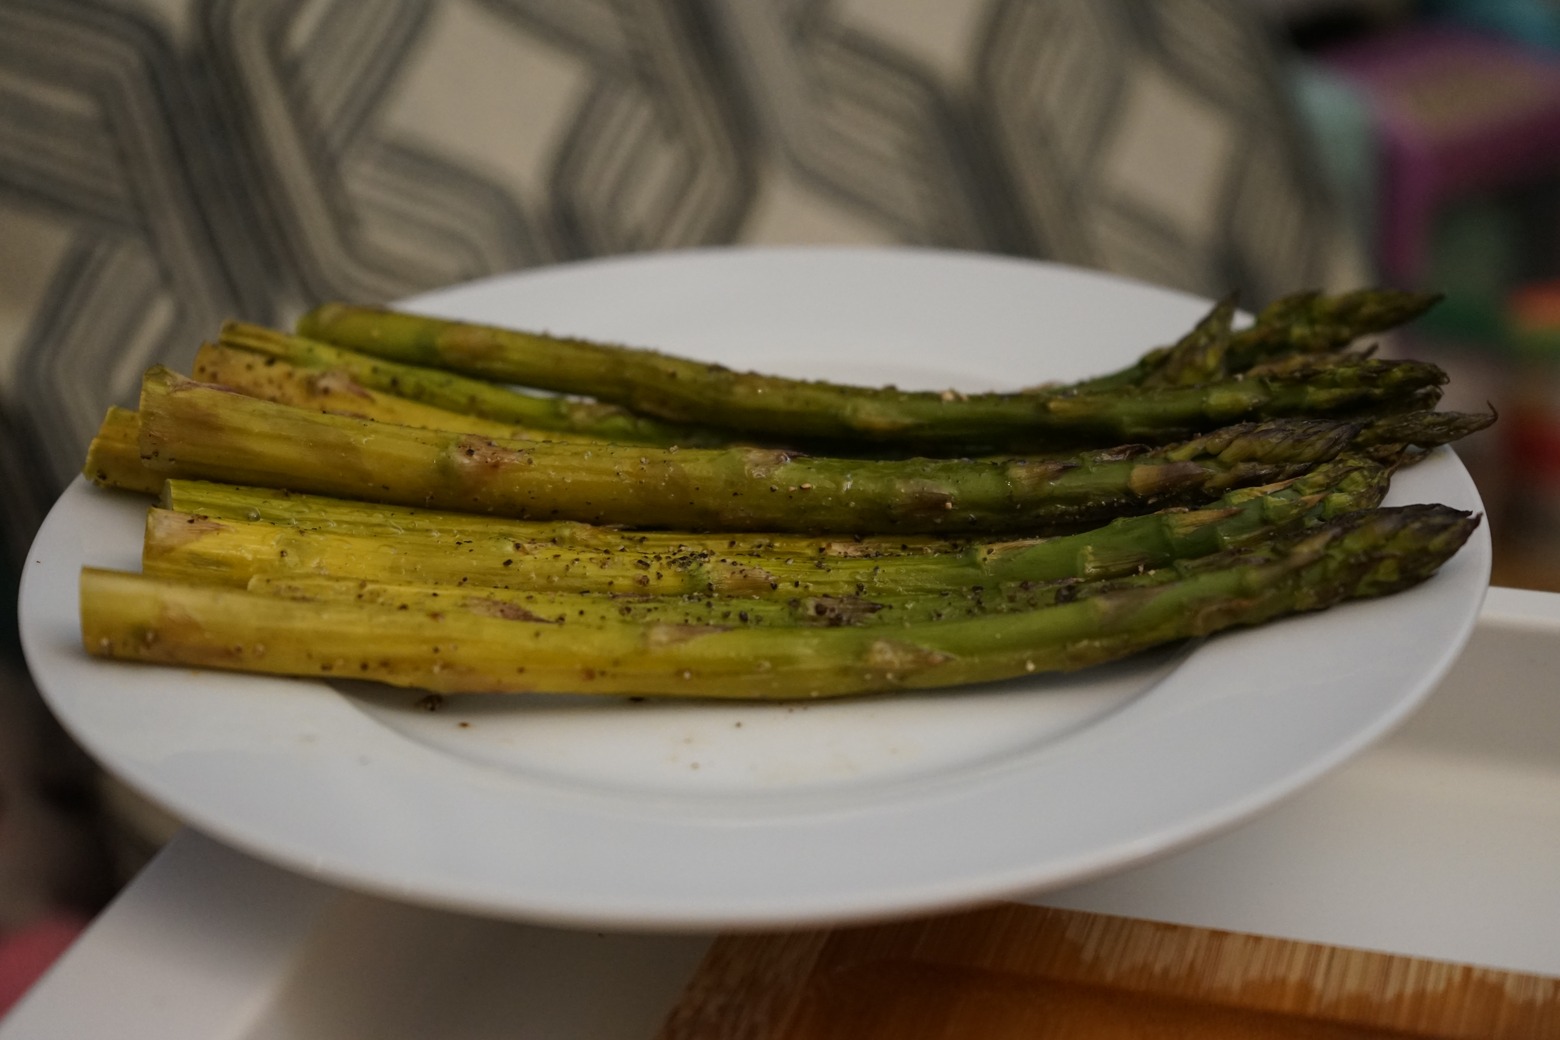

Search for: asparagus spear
xmin=141 ymin=507 xmax=786 ymax=596
xmin=192 ymin=342 xmax=581 ymax=442
xmin=80 ymin=504 xmax=1479 ymax=699
xmin=242 ymin=487 xmax=1401 ymax=628
xmin=250 ymin=573 xmax=994 ymax=628
xmin=1073 ymin=288 xmax=1444 ymax=392
xmin=1126 ymin=292 xmax=1238 ymax=390
xmin=291 ymin=304 xmax=1445 ymax=451
xmin=220 ymin=321 xmax=723 ymax=447
xmin=973 ymin=454 xmax=1392 ymax=583
xmin=159 ymin=480 xmax=960 ymax=559
xmin=159 ymin=448 xmax=1386 ymax=563
xmin=145 ymin=457 xmax=1394 ymax=601
xmin=225 ymin=573 xmax=1053 ymax=629
xmin=246 ymin=573 xmax=865 ymax=627
xmin=137 ymin=367 xmax=1363 ymax=535
xmin=1216 ymin=288 xmax=1445 ymax=373
xmin=1352 ymin=407 xmax=1497 ymax=454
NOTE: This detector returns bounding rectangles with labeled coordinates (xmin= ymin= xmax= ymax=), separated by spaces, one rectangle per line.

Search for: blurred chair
xmin=1315 ymin=20 xmax=1560 ymax=285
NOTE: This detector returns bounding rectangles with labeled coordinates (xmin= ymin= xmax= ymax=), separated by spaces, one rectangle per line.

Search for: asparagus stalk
xmin=192 ymin=342 xmax=580 ymax=442
xmin=242 ymin=487 xmax=1401 ymax=628
xmin=973 ymin=454 xmax=1392 ymax=583
xmin=159 ymin=480 xmax=960 ymax=559
xmin=220 ymin=321 xmax=722 ymax=447
xmin=162 ymin=448 xmax=1385 ymax=561
xmin=141 ymin=507 xmax=786 ymax=596
xmin=1073 ymin=288 xmax=1444 ymax=392
xmin=291 ymin=304 xmax=1445 ymax=451
xmin=1131 ymin=292 xmax=1238 ymax=389
xmin=137 ymin=367 xmax=1364 ymax=535
xmin=1353 ymin=407 xmax=1497 ymax=453
xmin=250 ymin=573 xmax=995 ymax=628
xmin=246 ymin=574 xmax=870 ymax=627
xmin=1216 ymin=288 xmax=1445 ymax=373
xmin=227 ymin=573 xmax=1074 ymax=629
xmin=146 ymin=457 xmax=1394 ymax=601
xmin=81 ymin=504 xmax=1480 ymax=699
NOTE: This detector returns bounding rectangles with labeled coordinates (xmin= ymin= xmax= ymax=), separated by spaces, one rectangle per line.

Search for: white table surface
xmin=5 ymin=586 xmax=1558 ymax=1039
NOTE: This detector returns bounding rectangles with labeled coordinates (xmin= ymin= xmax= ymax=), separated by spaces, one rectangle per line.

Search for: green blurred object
xmin=1288 ymin=61 xmax=1380 ymax=256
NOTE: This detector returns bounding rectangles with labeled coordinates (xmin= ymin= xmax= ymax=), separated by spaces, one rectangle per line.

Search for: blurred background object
xmin=3 ymin=0 xmax=1556 ymax=1014
xmin=1274 ymin=0 xmax=1560 ymax=588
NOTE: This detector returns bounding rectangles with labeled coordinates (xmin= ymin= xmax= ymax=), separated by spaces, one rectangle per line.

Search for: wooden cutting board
xmin=655 ymin=903 xmax=1559 ymax=1039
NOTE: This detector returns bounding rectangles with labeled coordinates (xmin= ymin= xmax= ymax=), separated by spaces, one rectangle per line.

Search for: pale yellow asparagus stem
xmin=79 ymin=504 xmax=1480 ymax=698
xmin=140 ymin=508 xmax=787 ymax=595
xmin=160 ymin=480 xmax=959 ymax=559
xmin=192 ymin=341 xmax=596 ymax=443
xmin=150 ymin=455 xmax=1396 ymax=601
xmin=85 ymin=565 xmax=911 ymax=697
xmin=221 ymin=320 xmax=720 ymax=447
xmin=141 ymin=506 xmax=1038 ymax=601
xmin=248 ymin=574 xmax=888 ymax=627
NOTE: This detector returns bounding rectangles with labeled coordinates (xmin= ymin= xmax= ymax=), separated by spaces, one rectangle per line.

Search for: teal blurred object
xmin=1501 ymin=280 xmax=1560 ymax=559
xmin=1428 ymin=0 xmax=1560 ymax=50
xmin=1288 ymin=61 xmax=1380 ymax=255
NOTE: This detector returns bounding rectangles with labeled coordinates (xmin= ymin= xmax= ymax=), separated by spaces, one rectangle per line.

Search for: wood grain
xmin=656 ymin=904 xmax=1560 ymax=1039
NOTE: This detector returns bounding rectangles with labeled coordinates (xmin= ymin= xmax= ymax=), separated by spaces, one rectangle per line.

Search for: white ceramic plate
xmin=21 ymin=247 xmax=1490 ymax=930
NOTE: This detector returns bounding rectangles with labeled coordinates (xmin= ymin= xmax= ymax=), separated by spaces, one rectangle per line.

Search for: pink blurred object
xmin=0 ymin=916 xmax=86 ymax=1020
xmin=1321 ymin=24 xmax=1560 ymax=283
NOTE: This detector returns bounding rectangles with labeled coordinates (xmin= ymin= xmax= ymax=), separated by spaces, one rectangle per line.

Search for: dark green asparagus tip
xmin=1336 ymin=503 xmax=1481 ymax=598
xmin=1354 ymin=409 xmax=1498 ymax=450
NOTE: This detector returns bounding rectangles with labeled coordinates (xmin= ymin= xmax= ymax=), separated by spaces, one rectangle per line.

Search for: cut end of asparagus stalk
xmin=84 ymin=407 xmax=161 ymax=495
